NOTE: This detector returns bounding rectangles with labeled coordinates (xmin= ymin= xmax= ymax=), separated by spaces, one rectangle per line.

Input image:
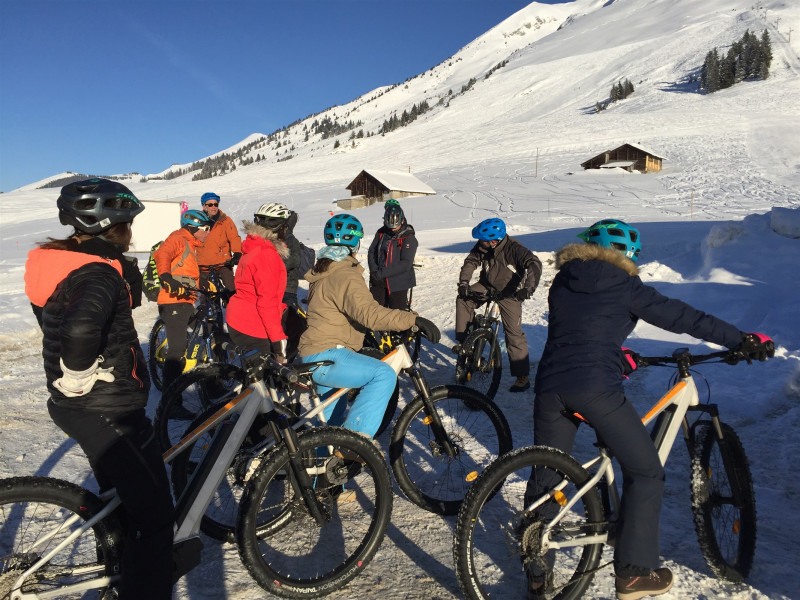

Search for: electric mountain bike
xmin=0 ymin=353 xmax=392 ymax=599
xmin=454 ymin=290 xmax=504 ymax=400
xmin=156 ymin=328 xmax=512 ymax=544
xmin=454 ymin=346 xmax=764 ymax=600
xmin=148 ymin=264 xmax=233 ymax=392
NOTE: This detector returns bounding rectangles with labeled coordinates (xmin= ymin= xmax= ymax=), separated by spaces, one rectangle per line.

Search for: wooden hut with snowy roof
xmin=346 ymin=169 xmax=435 ymax=201
xmin=580 ymin=143 xmax=664 ymax=173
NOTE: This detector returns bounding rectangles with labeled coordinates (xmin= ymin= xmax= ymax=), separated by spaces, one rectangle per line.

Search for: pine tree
xmin=623 ymin=78 xmax=634 ymax=97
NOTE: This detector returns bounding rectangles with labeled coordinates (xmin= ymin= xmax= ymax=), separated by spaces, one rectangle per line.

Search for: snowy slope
xmin=1 ymin=0 xmax=799 ymax=598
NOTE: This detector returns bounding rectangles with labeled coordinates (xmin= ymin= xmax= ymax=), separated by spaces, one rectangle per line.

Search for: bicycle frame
xmin=8 ymin=375 xmax=303 ymax=599
xmin=530 ymin=354 xmax=718 ymax=553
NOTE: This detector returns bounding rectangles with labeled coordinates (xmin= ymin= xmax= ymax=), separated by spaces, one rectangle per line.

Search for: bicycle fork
xmin=408 ymin=368 xmax=459 ymax=458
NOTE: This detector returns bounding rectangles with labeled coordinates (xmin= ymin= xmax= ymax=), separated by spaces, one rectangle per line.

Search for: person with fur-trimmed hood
xmin=524 ymin=219 xmax=774 ymax=600
xmin=225 ymin=204 xmax=290 ymax=360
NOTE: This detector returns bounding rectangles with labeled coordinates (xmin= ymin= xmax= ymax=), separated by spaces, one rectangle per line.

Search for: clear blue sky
xmin=0 ymin=0 xmax=570 ymax=193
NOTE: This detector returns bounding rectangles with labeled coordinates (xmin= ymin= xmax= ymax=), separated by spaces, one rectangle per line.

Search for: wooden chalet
xmin=345 ymin=169 xmax=435 ymax=201
xmin=580 ymin=143 xmax=664 ymax=173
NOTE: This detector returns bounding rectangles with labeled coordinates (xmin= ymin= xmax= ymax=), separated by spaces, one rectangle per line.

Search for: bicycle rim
xmin=0 ymin=477 xmax=121 ymax=599
xmin=390 ymin=385 xmax=512 ymax=515
xmin=237 ymin=427 xmax=392 ymax=598
xmin=148 ymin=319 xmax=167 ymax=391
xmin=454 ymin=447 xmax=604 ymax=600
xmin=690 ymin=422 xmax=756 ymax=581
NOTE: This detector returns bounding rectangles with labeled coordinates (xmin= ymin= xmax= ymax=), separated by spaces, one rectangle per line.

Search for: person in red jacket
xmin=196 ymin=192 xmax=242 ymax=292
xmin=153 ymin=209 xmax=212 ymax=390
xmin=225 ymin=203 xmax=290 ymax=361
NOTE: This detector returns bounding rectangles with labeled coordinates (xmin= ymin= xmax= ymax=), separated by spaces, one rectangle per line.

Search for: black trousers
xmin=48 ymin=403 xmax=174 ymax=600
xmin=158 ymin=302 xmax=195 ymax=389
xmin=526 ymin=391 xmax=665 ymax=573
xmin=370 ymin=285 xmax=409 ymax=310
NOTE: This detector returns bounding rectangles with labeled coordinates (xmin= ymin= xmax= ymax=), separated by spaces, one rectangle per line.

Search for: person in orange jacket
xmin=153 ymin=209 xmax=212 ymax=390
xmin=196 ymin=192 xmax=242 ymax=292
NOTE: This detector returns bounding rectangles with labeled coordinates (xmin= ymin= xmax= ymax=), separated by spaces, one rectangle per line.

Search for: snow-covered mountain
xmin=1 ymin=1 xmax=799 ymax=598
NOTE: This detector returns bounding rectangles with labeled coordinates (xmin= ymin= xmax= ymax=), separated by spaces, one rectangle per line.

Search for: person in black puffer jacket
xmin=367 ymin=199 xmax=418 ymax=310
xmin=24 ymin=178 xmax=174 ymax=600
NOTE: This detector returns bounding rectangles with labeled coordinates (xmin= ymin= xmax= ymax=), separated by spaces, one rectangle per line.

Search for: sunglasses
xmin=204 ymin=202 xmax=219 ymax=207
xmin=188 ymin=224 xmax=211 ymax=233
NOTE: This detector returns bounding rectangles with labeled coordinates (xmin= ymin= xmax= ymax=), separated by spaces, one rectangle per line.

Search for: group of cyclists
xmin=23 ymin=177 xmax=775 ymax=600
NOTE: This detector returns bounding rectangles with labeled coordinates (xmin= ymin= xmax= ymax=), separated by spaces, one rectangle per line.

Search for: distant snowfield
xmin=1 ymin=0 xmax=799 ymax=598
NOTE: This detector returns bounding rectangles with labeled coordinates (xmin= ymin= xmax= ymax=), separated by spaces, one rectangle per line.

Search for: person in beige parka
xmin=298 ymin=214 xmax=440 ymax=439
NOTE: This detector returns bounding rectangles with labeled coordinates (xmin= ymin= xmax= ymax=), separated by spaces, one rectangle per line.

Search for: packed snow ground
xmin=2 ymin=0 xmax=800 ymax=598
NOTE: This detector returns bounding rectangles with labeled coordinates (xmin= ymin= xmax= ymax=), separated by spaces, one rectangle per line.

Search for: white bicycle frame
xmin=531 ymin=372 xmax=701 ymax=553
xmin=8 ymin=345 xmax=414 ymax=599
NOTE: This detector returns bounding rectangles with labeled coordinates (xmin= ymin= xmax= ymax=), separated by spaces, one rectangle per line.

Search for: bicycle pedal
xmin=451 ymin=344 xmax=463 ymax=354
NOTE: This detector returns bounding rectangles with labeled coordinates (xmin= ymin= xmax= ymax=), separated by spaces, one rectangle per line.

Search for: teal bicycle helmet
xmin=324 ymin=214 xmax=364 ymax=248
xmin=472 ymin=218 xmax=506 ymax=241
xmin=181 ymin=209 xmax=212 ymax=230
xmin=577 ymin=219 xmax=641 ymax=261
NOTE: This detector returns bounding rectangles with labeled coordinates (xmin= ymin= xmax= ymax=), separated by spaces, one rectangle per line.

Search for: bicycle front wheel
xmin=690 ymin=421 xmax=756 ymax=581
xmin=155 ymin=362 xmax=247 ymax=452
xmin=454 ymin=446 xmax=605 ymax=600
xmin=148 ymin=318 xmax=168 ymax=391
xmin=0 ymin=477 xmax=122 ymax=599
xmin=390 ymin=384 xmax=512 ymax=515
xmin=457 ymin=329 xmax=502 ymax=400
xmin=237 ymin=427 xmax=393 ymax=598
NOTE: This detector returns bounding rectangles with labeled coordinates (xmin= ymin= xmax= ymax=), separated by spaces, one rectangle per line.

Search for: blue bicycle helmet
xmin=472 ymin=218 xmax=506 ymax=241
xmin=181 ymin=209 xmax=213 ymax=230
xmin=201 ymin=192 xmax=220 ymax=205
xmin=324 ymin=214 xmax=364 ymax=248
xmin=57 ymin=178 xmax=145 ymax=234
xmin=577 ymin=219 xmax=641 ymax=261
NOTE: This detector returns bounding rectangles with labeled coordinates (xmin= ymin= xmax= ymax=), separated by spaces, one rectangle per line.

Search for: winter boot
xmin=615 ymin=567 xmax=673 ymax=600
xmin=509 ymin=376 xmax=531 ymax=393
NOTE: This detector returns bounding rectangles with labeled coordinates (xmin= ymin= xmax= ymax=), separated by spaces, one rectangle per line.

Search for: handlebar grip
xmin=267 ymin=357 xmax=298 ymax=384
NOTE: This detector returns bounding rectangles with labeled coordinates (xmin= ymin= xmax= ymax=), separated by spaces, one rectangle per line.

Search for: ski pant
xmin=48 ymin=402 xmax=174 ymax=600
xmin=300 ymin=346 xmax=397 ymax=439
xmin=455 ymin=283 xmax=530 ymax=377
xmin=370 ymin=285 xmax=410 ymax=310
xmin=158 ymin=302 xmax=195 ymax=390
xmin=525 ymin=391 xmax=665 ymax=574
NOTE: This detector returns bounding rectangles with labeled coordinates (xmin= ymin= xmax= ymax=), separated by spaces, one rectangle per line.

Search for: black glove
xmin=414 ymin=317 xmax=441 ymax=344
xmin=515 ymin=288 xmax=532 ymax=302
xmin=739 ymin=332 xmax=775 ymax=362
xmin=271 ymin=339 xmax=288 ymax=364
xmin=621 ymin=347 xmax=640 ymax=376
xmin=199 ymin=278 xmax=217 ymax=293
xmin=230 ymin=252 xmax=242 ymax=266
xmin=457 ymin=282 xmax=470 ymax=300
xmin=159 ymin=273 xmax=187 ymax=296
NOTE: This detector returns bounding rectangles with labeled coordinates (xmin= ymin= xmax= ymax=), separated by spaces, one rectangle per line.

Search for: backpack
xmin=142 ymin=239 xmax=192 ymax=302
xmin=298 ymin=241 xmax=316 ymax=279
xmin=142 ymin=241 xmax=163 ymax=302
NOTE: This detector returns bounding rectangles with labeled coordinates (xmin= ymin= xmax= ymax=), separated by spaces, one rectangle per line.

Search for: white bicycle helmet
xmin=254 ymin=202 xmax=291 ymax=230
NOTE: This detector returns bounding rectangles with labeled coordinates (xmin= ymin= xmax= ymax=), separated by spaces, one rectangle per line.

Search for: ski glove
xmin=160 ymin=273 xmax=187 ymax=296
xmin=457 ymin=283 xmax=470 ymax=300
xmin=515 ymin=288 xmax=532 ymax=302
xmin=621 ymin=347 xmax=640 ymax=376
xmin=413 ymin=317 xmax=441 ymax=344
xmin=54 ymin=357 xmax=115 ymax=398
xmin=739 ymin=332 xmax=774 ymax=362
xmin=199 ymin=279 xmax=217 ymax=293
xmin=271 ymin=339 xmax=288 ymax=364
xmin=231 ymin=252 xmax=242 ymax=266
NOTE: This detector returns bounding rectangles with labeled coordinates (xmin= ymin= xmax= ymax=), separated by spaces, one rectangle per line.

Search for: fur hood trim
xmin=241 ymin=220 xmax=290 ymax=259
xmin=556 ymin=243 xmax=638 ymax=276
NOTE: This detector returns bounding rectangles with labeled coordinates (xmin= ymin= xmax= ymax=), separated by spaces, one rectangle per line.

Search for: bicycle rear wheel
xmin=453 ymin=446 xmax=604 ymax=600
xmin=390 ymin=385 xmax=512 ymax=515
xmin=148 ymin=318 xmax=168 ymax=391
xmin=237 ymin=427 xmax=392 ymax=598
xmin=690 ymin=421 xmax=756 ymax=581
xmin=155 ymin=363 xmax=247 ymax=452
xmin=456 ymin=329 xmax=502 ymax=400
xmin=0 ymin=477 xmax=121 ymax=599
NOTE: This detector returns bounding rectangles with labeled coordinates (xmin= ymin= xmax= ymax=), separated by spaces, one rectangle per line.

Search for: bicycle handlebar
xmin=464 ymin=290 xmax=504 ymax=303
xmin=636 ymin=348 xmax=756 ymax=369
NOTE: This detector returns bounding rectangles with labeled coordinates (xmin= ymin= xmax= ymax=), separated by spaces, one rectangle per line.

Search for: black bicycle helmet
xmin=57 ymin=178 xmax=145 ymax=234
xmin=384 ymin=204 xmax=404 ymax=229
